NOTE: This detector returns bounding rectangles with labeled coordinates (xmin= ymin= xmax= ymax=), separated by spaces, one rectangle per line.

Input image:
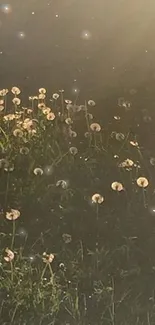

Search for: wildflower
xmin=29 ymin=96 xmax=38 ymax=100
xmin=88 ymin=100 xmax=96 ymax=106
xmin=92 ymin=193 xmax=104 ymax=204
xmin=115 ymin=133 xmax=125 ymax=141
xmin=65 ymin=117 xmax=73 ymax=125
xmin=59 ymin=89 xmax=64 ymax=93
xmin=118 ymin=158 xmax=134 ymax=168
xmin=20 ymin=147 xmax=29 ymax=155
xmin=69 ymin=130 xmax=77 ymax=137
xmin=65 ymin=99 xmax=72 ymax=104
xmin=0 ymin=105 xmax=4 ymax=111
xmin=6 ymin=209 xmax=20 ymax=220
xmin=130 ymin=140 xmax=139 ymax=147
xmin=27 ymin=109 xmax=33 ymax=114
xmin=114 ymin=155 xmax=119 ymax=158
xmin=114 ymin=116 xmax=120 ymax=120
xmin=3 ymin=114 xmax=16 ymax=121
xmin=69 ymin=147 xmax=78 ymax=155
xmin=0 ymin=89 xmax=9 ymax=96
xmin=23 ymin=118 xmax=33 ymax=129
xmin=0 ymin=99 xmax=4 ymax=104
xmin=39 ymin=88 xmax=46 ymax=94
xmin=62 ymin=233 xmax=72 ymax=244
xmin=111 ymin=182 xmax=124 ymax=191
xmin=46 ymin=112 xmax=55 ymax=120
xmin=42 ymin=107 xmax=51 ymax=115
xmin=11 ymin=87 xmax=21 ymax=95
xmin=53 ymin=93 xmax=59 ymax=100
xmin=88 ymin=113 xmax=93 ymax=120
xmin=33 ymin=167 xmax=43 ymax=175
xmin=90 ymin=123 xmax=101 ymax=132
xmin=4 ymin=248 xmax=14 ymax=262
xmin=56 ymin=180 xmax=68 ymax=189
xmin=13 ymin=128 xmax=23 ymax=137
xmin=42 ymin=252 xmax=54 ymax=264
xmin=136 ymin=177 xmax=149 ymax=188
xmin=12 ymin=97 xmax=21 ymax=105
xmin=38 ymin=93 xmax=46 ymax=100
xmin=38 ymin=103 xmax=46 ymax=109
xmin=84 ymin=131 xmax=90 ymax=138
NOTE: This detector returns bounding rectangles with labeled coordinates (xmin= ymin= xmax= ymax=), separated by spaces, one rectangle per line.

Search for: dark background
xmin=0 ymin=0 xmax=155 ymax=101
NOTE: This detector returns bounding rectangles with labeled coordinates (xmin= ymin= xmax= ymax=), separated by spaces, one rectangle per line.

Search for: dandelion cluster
xmin=0 ymin=87 xmax=154 ymax=324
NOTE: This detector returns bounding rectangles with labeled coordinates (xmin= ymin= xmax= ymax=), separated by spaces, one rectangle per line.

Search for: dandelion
xmin=12 ymin=97 xmax=21 ymax=105
xmin=136 ymin=177 xmax=149 ymax=208
xmin=84 ymin=131 xmax=90 ymax=138
xmin=130 ymin=140 xmax=139 ymax=147
xmin=90 ymin=123 xmax=101 ymax=132
xmin=11 ymin=87 xmax=21 ymax=95
xmin=69 ymin=147 xmax=78 ymax=155
xmin=136 ymin=177 xmax=149 ymax=188
xmin=46 ymin=112 xmax=55 ymax=120
xmin=6 ymin=209 xmax=20 ymax=221
xmin=42 ymin=107 xmax=51 ymax=115
xmin=88 ymin=100 xmax=96 ymax=106
xmin=62 ymin=233 xmax=72 ymax=244
xmin=114 ymin=116 xmax=121 ymax=120
xmin=115 ymin=133 xmax=125 ymax=141
xmin=42 ymin=252 xmax=54 ymax=264
xmin=53 ymin=93 xmax=59 ymax=100
xmin=0 ymin=89 xmax=9 ymax=96
xmin=111 ymin=182 xmax=124 ymax=191
xmin=38 ymin=103 xmax=46 ymax=109
xmin=13 ymin=128 xmax=23 ymax=137
xmin=27 ymin=108 xmax=33 ymax=114
xmin=65 ymin=117 xmax=73 ymax=125
xmin=4 ymin=248 xmax=14 ymax=262
xmin=38 ymin=93 xmax=46 ymax=100
xmin=69 ymin=130 xmax=77 ymax=137
xmin=88 ymin=113 xmax=93 ymax=120
xmin=118 ymin=158 xmax=134 ymax=168
xmin=34 ymin=168 xmax=43 ymax=175
xmin=29 ymin=96 xmax=38 ymax=100
xmin=92 ymin=193 xmax=104 ymax=204
xmin=56 ymin=179 xmax=69 ymax=189
xmin=3 ymin=114 xmax=16 ymax=121
xmin=39 ymin=88 xmax=46 ymax=94
xmin=65 ymin=99 xmax=72 ymax=104
xmin=23 ymin=118 xmax=33 ymax=130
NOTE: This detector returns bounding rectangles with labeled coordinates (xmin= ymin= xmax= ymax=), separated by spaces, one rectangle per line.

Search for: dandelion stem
xmin=11 ymin=221 xmax=16 ymax=250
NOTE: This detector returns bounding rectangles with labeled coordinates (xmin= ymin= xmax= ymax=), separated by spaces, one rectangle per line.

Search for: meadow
xmin=0 ymin=87 xmax=155 ymax=324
